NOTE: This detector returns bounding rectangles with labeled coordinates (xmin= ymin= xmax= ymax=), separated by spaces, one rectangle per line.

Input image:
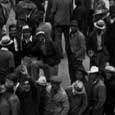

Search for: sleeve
xmin=9 ymin=52 xmax=15 ymax=72
xmin=79 ymin=93 xmax=88 ymax=115
xmin=60 ymin=92 xmax=70 ymax=115
xmin=95 ymin=86 xmax=106 ymax=110
xmin=75 ymin=34 xmax=86 ymax=57
xmin=49 ymin=0 xmax=57 ymax=22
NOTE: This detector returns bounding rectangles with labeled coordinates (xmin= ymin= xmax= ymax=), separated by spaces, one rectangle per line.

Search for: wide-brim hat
xmin=35 ymin=31 xmax=45 ymax=36
xmin=36 ymin=76 xmax=47 ymax=86
xmin=50 ymin=76 xmax=62 ymax=84
xmin=22 ymin=25 xmax=31 ymax=32
xmin=73 ymin=80 xmax=83 ymax=92
xmin=104 ymin=65 xmax=115 ymax=73
xmin=0 ymin=85 xmax=6 ymax=93
xmin=94 ymin=20 xmax=106 ymax=30
xmin=88 ymin=66 xmax=99 ymax=74
xmin=94 ymin=9 xmax=108 ymax=16
xmin=0 ymin=35 xmax=13 ymax=46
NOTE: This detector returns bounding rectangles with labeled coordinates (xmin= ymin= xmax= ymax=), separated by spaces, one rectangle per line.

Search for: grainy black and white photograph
xmin=0 ymin=0 xmax=114 ymax=115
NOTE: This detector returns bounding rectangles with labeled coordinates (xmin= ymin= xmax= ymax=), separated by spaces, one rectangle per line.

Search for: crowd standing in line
xmin=0 ymin=0 xmax=115 ymax=115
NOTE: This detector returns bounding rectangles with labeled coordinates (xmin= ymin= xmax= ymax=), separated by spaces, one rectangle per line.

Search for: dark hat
xmin=76 ymin=67 xmax=87 ymax=75
xmin=71 ymin=20 xmax=78 ymax=26
xmin=22 ymin=25 xmax=31 ymax=32
xmin=0 ymin=85 xmax=6 ymax=93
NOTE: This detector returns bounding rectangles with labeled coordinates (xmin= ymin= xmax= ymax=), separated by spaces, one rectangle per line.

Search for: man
xmin=15 ymin=0 xmax=37 ymax=27
xmin=106 ymin=5 xmax=115 ymax=67
xmin=87 ymin=19 xmax=109 ymax=70
xmin=21 ymin=25 xmax=33 ymax=58
xmin=4 ymin=73 xmax=20 ymax=115
xmin=0 ymin=35 xmax=15 ymax=84
xmin=50 ymin=0 xmax=73 ymax=58
xmin=15 ymin=64 xmax=41 ymax=115
xmin=8 ymin=24 xmax=21 ymax=67
xmin=104 ymin=65 xmax=115 ymax=115
xmin=32 ymin=31 xmax=60 ymax=80
xmin=68 ymin=20 xmax=86 ymax=83
xmin=43 ymin=76 xmax=69 ymax=115
xmin=66 ymin=80 xmax=87 ymax=115
xmin=87 ymin=66 xmax=106 ymax=115
xmin=0 ymin=83 xmax=10 ymax=115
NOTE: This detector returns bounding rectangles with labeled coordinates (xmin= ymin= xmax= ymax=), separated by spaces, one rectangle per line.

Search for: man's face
xmin=23 ymin=30 xmax=31 ymax=39
xmin=37 ymin=34 xmax=45 ymax=43
xmin=96 ymin=29 xmax=103 ymax=35
xmin=21 ymin=81 xmax=31 ymax=92
xmin=71 ymin=25 xmax=78 ymax=33
xmin=89 ymin=73 xmax=97 ymax=82
xmin=105 ymin=71 xmax=112 ymax=80
xmin=75 ymin=71 xmax=84 ymax=81
xmin=51 ymin=82 xmax=60 ymax=92
xmin=9 ymin=27 xmax=17 ymax=38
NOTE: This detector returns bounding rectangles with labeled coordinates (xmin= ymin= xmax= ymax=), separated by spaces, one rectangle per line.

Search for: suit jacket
xmin=87 ymin=30 xmax=109 ymax=57
xmin=50 ymin=0 xmax=73 ymax=26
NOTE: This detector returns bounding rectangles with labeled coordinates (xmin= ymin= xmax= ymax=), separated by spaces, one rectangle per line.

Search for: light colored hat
xmin=0 ymin=35 xmax=13 ymax=46
xmin=35 ymin=31 xmax=45 ymax=36
xmin=105 ymin=65 xmax=115 ymax=72
xmin=73 ymin=80 xmax=83 ymax=92
xmin=94 ymin=20 xmax=106 ymax=30
xmin=0 ymin=85 xmax=6 ymax=93
xmin=36 ymin=76 xmax=47 ymax=86
xmin=22 ymin=25 xmax=31 ymax=31
xmin=50 ymin=76 xmax=62 ymax=84
xmin=88 ymin=66 xmax=99 ymax=74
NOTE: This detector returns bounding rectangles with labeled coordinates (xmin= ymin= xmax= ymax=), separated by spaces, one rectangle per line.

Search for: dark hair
xmin=9 ymin=24 xmax=16 ymax=31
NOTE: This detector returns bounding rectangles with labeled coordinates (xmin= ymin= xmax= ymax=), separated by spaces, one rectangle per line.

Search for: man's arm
xmin=60 ymin=91 xmax=70 ymax=115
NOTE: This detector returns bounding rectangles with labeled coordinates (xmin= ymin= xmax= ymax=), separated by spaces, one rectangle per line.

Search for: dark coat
xmin=87 ymin=30 xmax=109 ymax=68
xmin=32 ymin=39 xmax=60 ymax=66
xmin=88 ymin=80 xmax=106 ymax=115
xmin=50 ymin=0 xmax=73 ymax=26
xmin=16 ymin=78 xmax=41 ymax=115
xmin=66 ymin=87 xmax=87 ymax=115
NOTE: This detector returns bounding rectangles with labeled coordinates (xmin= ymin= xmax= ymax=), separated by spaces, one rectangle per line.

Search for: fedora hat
xmin=73 ymin=80 xmax=84 ymax=92
xmin=0 ymin=85 xmax=6 ymax=93
xmin=0 ymin=35 xmax=13 ymax=46
xmin=88 ymin=66 xmax=99 ymax=74
xmin=36 ymin=76 xmax=47 ymax=86
xmin=50 ymin=76 xmax=62 ymax=84
xmin=105 ymin=65 xmax=115 ymax=73
xmin=94 ymin=20 xmax=106 ymax=30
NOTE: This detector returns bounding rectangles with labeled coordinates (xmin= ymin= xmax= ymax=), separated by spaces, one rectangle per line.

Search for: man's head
xmin=94 ymin=20 xmax=106 ymax=35
xmin=22 ymin=25 xmax=31 ymax=39
xmin=104 ymin=65 xmax=115 ymax=79
xmin=75 ymin=67 xmax=87 ymax=81
xmin=88 ymin=66 xmax=99 ymax=82
xmin=35 ymin=31 xmax=46 ymax=44
xmin=50 ymin=76 xmax=62 ymax=93
xmin=71 ymin=20 xmax=79 ymax=33
xmin=9 ymin=24 xmax=17 ymax=38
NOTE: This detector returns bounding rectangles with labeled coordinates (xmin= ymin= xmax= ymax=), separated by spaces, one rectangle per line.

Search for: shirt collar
xmin=1 ymin=47 xmax=8 ymax=51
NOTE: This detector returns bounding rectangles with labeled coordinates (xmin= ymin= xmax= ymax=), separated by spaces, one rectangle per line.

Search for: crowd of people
xmin=0 ymin=0 xmax=115 ymax=115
